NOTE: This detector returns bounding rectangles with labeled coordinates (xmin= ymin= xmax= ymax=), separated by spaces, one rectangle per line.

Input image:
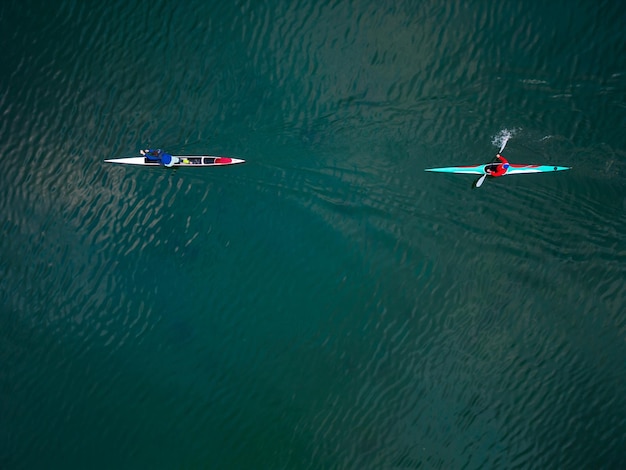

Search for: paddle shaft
xmin=475 ymin=137 xmax=508 ymax=188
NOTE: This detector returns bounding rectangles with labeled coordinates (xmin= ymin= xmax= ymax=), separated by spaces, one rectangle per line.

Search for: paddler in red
xmin=485 ymin=154 xmax=510 ymax=177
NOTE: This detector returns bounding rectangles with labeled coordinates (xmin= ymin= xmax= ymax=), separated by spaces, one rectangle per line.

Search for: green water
xmin=1 ymin=0 xmax=625 ymax=468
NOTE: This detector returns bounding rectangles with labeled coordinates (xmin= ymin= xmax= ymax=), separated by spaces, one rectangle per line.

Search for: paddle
xmin=498 ymin=136 xmax=509 ymax=154
xmin=474 ymin=135 xmax=510 ymax=188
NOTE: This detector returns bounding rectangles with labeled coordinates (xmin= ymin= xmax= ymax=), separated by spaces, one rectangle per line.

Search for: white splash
xmin=492 ymin=128 xmax=517 ymax=153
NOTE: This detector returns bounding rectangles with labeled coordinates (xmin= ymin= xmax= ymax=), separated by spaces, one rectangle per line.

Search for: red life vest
xmin=490 ymin=155 xmax=509 ymax=177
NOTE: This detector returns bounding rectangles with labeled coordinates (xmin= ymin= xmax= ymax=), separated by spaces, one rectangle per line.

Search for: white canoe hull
xmin=105 ymin=156 xmax=245 ymax=167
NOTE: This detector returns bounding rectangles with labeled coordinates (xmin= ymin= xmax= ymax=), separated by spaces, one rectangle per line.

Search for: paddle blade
xmin=475 ymin=174 xmax=487 ymax=188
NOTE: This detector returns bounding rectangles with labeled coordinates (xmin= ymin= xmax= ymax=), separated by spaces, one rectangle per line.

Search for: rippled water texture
xmin=1 ymin=0 xmax=625 ymax=468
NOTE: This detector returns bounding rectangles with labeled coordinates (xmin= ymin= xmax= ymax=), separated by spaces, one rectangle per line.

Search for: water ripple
xmin=2 ymin=0 xmax=626 ymax=467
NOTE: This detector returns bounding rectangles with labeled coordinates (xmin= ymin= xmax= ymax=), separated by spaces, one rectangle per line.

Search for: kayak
xmin=424 ymin=163 xmax=570 ymax=175
xmin=104 ymin=156 xmax=245 ymax=167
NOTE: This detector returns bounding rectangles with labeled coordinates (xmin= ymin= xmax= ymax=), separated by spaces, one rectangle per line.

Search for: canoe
xmin=104 ymin=156 xmax=245 ymax=167
xmin=424 ymin=164 xmax=570 ymax=175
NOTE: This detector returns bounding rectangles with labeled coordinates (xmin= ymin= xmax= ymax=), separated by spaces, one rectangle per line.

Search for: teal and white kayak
xmin=104 ymin=156 xmax=245 ymax=167
xmin=425 ymin=163 xmax=570 ymax=175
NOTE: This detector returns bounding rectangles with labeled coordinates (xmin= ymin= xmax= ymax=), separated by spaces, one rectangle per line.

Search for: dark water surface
xmin=2 ymin=0 xmax=626 ymax=468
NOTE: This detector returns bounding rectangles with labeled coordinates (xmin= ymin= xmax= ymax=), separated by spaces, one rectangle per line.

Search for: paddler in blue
xmin=140 ymin=148 xmax=180 ymax=167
